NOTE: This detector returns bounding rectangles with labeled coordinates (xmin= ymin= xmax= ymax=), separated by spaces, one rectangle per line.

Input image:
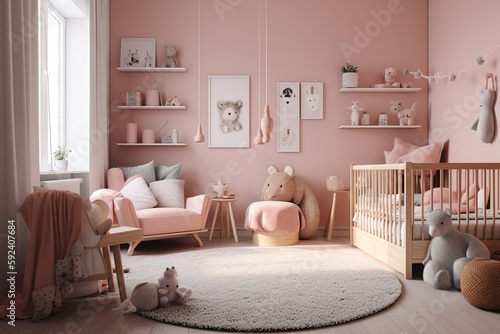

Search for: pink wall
xmin=429 ymin=0 xmax=500 ymax=161
xmin=109 ymin=0 xmax=428 ymax=232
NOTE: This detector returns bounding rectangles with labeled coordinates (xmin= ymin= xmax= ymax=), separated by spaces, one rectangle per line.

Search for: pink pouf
xmin=244 ymin=201 xmax=305 ymax=246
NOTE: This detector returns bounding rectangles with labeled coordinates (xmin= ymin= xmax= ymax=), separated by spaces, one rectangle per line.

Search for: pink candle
xmin=146 ymin=90 xmax=160 ymax=106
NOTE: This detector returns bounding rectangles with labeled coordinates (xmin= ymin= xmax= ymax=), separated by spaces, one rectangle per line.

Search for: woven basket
xmin=461 ymin=259 xmax=500 ymax=311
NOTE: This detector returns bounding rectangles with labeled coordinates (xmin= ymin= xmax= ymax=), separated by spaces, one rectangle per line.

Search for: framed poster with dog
xmin=277 ymin=82 xmax=300 ymax=152
xmin=208 ymin=76 xmax=250 ymax=148
xmin=120 ymin=38 xmax=156 ymax=68
xmin=300 ymin=82 xmax=323 ymax=119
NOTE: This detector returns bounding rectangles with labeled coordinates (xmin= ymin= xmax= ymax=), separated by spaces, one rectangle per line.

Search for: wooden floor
xmin=4 ymin=235 xmax=500 ymax=334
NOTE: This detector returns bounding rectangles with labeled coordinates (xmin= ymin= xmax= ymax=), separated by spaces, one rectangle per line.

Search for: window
xmin=39 ymin=3 xmax=66 ymax=171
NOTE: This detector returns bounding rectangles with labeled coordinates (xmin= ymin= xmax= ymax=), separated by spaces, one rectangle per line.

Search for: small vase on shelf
xmin=172 ymin=129 xmax=179 ymax=144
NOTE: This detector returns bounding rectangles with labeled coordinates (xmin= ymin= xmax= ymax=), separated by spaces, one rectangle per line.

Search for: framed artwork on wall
xmin=300 ymin=82 xmax=323 ymax=119
xmin=120 ymin=38 xmax=156 ymax=68
xmin=277 ymin=82 xmax=300 ymax=152
xmin=208 ymin=75 xmax=250 ymax=148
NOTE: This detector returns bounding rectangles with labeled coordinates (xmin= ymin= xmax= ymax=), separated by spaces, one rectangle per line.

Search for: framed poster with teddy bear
xmin=208 ymin=76 xmax=250 ymax=148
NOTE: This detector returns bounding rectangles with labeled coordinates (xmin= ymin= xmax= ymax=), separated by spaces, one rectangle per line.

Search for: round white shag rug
xmin=124 ymin=247 xmax=401 ymax=331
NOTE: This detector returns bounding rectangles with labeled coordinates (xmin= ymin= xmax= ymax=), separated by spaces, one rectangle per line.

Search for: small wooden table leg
xmin=325 ymin=192 xmax=338 ymax=241
xmin=228 ymin=202 xmax=238 ymax=242
xmin=209 ymin=202 xmax=220 ymax=241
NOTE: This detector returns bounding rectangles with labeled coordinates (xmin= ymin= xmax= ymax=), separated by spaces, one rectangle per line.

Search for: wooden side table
xmin=324 ymin=190 xmax=349 ymax=241
xmin=209 ymin=197 xmax=239 ymax=242
xmin=95 ymin=226 xmax=143 ymax=302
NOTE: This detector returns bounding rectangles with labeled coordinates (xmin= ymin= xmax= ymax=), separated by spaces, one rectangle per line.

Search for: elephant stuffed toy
xmin=261 ymin=165 xmax=320 ymax=239
xmin=423 ymin=209 xmax=490 ymax=290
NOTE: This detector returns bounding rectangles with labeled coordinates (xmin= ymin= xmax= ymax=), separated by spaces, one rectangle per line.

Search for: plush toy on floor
xmin=115 ymin=266 xmax=191 ymax=313
xmin=471 ymin=73 xmax=496 ymax=143
xmin=158 ymin=267 xmax=192 ymax=306
xmin=423 ymin=209 xmax=490 ymax=290
xmin=261 ymin=165 xmax=320 ymax=239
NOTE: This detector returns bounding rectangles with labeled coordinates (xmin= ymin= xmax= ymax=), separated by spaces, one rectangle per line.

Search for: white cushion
xmin=120 ymin=176 xmax=157 ymax=210
xmin=149 ymin=179 xmax=185 ymax=208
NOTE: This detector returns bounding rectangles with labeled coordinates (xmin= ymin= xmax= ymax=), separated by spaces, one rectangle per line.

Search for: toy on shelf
xmin=161 ymin=45 xmax=178 ymax=67
xmin=347 ymin=101 xmax=365 ymax=126
xmin=389 ymin=100 xmax=418 ymax=126
xmin=166 ymin=96 xmax=181 ymax=106
xmin=372 ymin=67 xmax=413 ymax=88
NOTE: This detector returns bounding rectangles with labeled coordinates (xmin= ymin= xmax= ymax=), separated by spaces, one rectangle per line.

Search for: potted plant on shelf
xmin=53 ymin=146 xmax=71 ymax=171
xmin=341 ymin=63 xmax=358 ymax=88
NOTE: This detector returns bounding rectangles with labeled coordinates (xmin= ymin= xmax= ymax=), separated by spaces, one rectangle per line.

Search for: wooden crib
xmin=350 ymin=162 xmax=500 ymax=279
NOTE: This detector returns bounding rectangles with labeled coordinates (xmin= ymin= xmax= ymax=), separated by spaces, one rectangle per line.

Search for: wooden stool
xmin=324 ymin=190 xmax=349 ymax=240
xmin=209 ymin=197 xmax=239 ymax=242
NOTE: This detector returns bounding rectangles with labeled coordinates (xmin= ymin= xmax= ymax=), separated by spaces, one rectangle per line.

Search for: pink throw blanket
xmin=0 ymin=190 xmax=83 ymax=321
xmin=245 ymin=201 xmax=305 ymax=233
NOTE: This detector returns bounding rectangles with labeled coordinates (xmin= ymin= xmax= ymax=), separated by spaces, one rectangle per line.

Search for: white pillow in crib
xmin=477 ymin=188 xmax=489 ymax=210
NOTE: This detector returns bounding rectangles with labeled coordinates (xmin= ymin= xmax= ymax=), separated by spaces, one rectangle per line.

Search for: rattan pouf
xmin=461 ymin=259 xmax=500 ymax=311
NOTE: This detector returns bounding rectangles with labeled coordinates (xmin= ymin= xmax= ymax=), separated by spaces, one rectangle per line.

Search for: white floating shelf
xmin=117 ymin=143 xmax=187 ymax=147
xmin=116 ymin=105 xmax=186 ymax=110
xmin=339 ymin=125 xmax=421 ymax=129
xmin=339 ymin=88 xmax=421 ymax=93
xmin=116 ymin=67 xmax=187 ymax=73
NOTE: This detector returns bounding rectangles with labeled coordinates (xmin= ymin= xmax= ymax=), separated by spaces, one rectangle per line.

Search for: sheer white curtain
xmin=89 ymin=0 xmax=109 ymax=192
xmin=1 ymin=0 xmax=40 ymax=293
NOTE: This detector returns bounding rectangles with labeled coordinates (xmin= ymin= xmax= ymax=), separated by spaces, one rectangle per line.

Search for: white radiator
xmin=40 ymin=178 xmax=82 ymax=194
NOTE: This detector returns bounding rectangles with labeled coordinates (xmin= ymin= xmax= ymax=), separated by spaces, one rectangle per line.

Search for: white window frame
xmin=39 ymin=2 xmax=66 ymax=171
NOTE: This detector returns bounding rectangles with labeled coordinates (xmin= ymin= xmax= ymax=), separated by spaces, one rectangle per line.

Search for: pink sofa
xmin=92 ymin=167 xmax=212 ymax=255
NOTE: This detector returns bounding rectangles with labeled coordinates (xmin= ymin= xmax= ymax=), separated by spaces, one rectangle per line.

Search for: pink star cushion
xmin=385 ymin=138 xmax=443 ymax=164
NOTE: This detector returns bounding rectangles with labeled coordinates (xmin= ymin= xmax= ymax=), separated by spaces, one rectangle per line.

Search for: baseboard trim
xmin=204 ymin=226 xmax=350 ymax=239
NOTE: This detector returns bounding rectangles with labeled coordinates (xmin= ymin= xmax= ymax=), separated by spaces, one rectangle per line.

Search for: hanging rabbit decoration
xmin=471 ymin=73 xmax=496 ymax=143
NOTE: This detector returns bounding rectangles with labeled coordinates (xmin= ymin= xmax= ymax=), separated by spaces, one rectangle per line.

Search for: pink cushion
xmin=135 ymin=208 xmax=203 ymax=235
xmin=423 ymin=187 xmax=478 ymax=214
xmin=461 ymin=183 xmax=479 ymax=206
xmin=385 ymin=138 xmax=443 ymax=164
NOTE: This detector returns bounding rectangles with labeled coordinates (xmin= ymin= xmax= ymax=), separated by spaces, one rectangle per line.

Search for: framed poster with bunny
xmin=300 ymin=82 xmax=323 ymax=120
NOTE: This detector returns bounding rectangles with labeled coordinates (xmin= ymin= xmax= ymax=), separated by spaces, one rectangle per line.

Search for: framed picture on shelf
xmin=208 ymin=75 xmax=250 ymax=148
xmin=277 ymin=82 xmax=300 ymax=152
xmin=300 ymin=82 xmax=323 ymax=119
xmin=120 ymin=38 xmax=156 ymax=68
